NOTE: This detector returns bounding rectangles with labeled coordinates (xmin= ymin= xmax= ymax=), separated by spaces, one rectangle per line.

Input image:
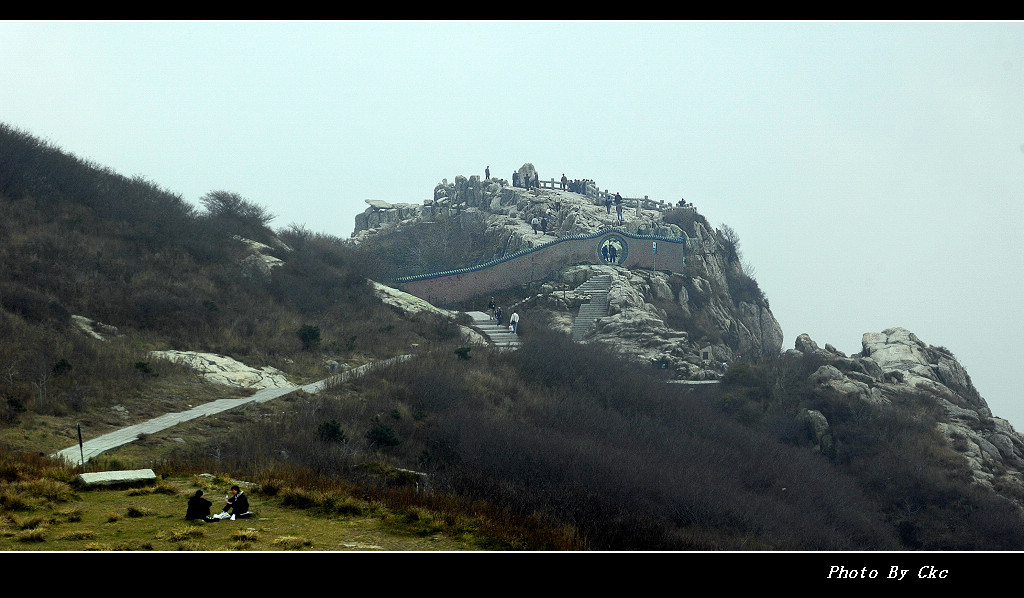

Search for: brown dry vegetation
xmin=4 ymin=122 xmax=1024 ymax=551
xmin=0 ymin=448 xmax=490 ymax=551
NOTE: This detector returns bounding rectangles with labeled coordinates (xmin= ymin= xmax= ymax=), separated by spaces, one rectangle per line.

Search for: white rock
xmin=149 ymin=350 xmax=292 ymax=389
xmin=370 ymin=280 xmax=457 ymax=318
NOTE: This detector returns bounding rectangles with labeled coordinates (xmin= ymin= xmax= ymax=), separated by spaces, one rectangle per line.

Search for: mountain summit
xmin=353 ymin=167 xmax=782 ymax=381
xmin=354 ymin=165 xmax=1024 ymax=514
xmin=5 ymin=124 xmax=1024 ymax=549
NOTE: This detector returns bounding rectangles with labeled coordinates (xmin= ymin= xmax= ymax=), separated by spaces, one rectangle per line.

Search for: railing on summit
xmin=534 ymin=178 xmax=696 ymax=214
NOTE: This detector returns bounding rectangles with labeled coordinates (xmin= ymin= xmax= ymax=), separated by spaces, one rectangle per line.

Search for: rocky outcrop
xmin=369 ymin=281 xmax=488 ymax=346
xmin=352 ymin=167 xmax=784 ymax=381
xmin=148 ymin=350 xmax=293 ymax=389
xmin=792 ymin=328 xmax=1024 ymax=495
xmin=522 ymin=263 xmax=783 ymax=380
xmin=353 ymin=200 xmax=425 ymax=237
xmin=72 ymin=315 xmax=120 ymax=341
xmin=235 ymin=235 xmax=289 ymax=281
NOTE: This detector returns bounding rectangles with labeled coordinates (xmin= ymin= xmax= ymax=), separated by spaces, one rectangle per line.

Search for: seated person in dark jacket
xmin=206 ymin=485 xmax=252 ymax=520
xmin=185 ymin=490 xmax=212 ymax=520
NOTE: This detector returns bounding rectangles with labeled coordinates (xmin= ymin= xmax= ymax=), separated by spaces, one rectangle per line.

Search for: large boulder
xmin=149 ymin=350 xmax=293 ymax=389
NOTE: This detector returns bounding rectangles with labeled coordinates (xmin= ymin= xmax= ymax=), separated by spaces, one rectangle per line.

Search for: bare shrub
xmin=199 ymin=190 xmax=276 ymax=242
xmin=161 ymin=526 xmax=205 ymax=542
xmin=16 ymin=527 xmax=47 ymax=542
xmin=56 ymin=529 xmax=95 ymax=540
xmin=272 ymin=535 xmax=312 ymax=550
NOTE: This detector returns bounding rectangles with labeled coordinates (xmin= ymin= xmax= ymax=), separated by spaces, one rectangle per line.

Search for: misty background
xmin=3 ymin=20 xmax=1022 ymax=430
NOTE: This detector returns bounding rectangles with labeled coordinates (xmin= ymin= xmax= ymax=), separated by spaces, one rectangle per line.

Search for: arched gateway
xmin=394 ymin=229 xmax=689 ymax=306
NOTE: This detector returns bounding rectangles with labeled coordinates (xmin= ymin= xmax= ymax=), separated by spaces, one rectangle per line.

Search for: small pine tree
xmin=297 ymin=324 xmax=321 ymax=351
xmin=317 ymin=420 xmax=347 ymax=443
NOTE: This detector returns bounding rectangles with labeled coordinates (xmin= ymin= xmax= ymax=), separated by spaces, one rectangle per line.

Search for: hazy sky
xmin=3 ymin=20 xmax=1023 ymax=429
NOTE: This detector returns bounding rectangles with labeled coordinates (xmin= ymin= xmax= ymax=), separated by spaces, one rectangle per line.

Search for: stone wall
xmin=398 ymin=232 xmax=688 ymax=305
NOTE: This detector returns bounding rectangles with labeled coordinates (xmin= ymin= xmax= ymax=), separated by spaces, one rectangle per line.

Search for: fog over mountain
xmin=3 ymin=20 xmax=1022 ymax=430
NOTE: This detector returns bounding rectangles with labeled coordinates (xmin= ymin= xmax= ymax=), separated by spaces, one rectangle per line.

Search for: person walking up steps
xmin=509 ymin=311 xmax=520 ymax=334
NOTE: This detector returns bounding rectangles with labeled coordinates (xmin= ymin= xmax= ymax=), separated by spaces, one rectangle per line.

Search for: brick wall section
xmin=397 ymin=231 xmax=688 ymax=305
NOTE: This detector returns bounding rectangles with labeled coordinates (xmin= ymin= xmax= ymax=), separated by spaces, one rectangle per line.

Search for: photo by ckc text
xmin=827 ymin=565 xmax=949 ymax=581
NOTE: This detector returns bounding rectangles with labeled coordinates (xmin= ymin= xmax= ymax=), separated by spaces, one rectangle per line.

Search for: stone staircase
xmin=571 ymin=274 xmax=612 ymax=341
xmin=466 ymin=311 xmax=521 ymax=348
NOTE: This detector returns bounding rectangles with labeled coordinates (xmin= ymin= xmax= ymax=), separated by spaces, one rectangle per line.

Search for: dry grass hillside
xmin=3 ymin=122 xmax=1024 ymax=553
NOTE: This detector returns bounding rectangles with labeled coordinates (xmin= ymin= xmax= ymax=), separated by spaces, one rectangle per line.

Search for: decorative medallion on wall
xmin=598 ymin=234 xmax=628 ymax=266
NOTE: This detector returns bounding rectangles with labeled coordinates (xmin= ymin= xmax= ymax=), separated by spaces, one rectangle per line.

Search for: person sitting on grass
xmin=205 ymin=485 xmax=252 ymax=521
xmin=185 ymin=489 xmax=212 ymax=521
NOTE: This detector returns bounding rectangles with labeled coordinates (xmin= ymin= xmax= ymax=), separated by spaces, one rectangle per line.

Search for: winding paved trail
xmin=52 ymin=297 xmax=714 ymax=466
xmin=54 ymin=302 xmax=522 ymax=466
xmin=52 ymin=355 xmax=412 ymax=466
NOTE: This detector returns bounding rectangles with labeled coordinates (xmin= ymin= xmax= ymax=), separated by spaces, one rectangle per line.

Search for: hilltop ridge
xmin=352 ymin=165 xmax=782 ymax=381
xmin=5 ymin=124 xmax=1024 ymax=550
xmin=352 ymin=164 xmax=1024 ymax=511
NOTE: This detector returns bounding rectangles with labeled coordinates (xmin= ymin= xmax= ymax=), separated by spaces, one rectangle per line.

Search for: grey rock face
xmin=352 ymin=169 xmax=784 ymax=378
xmin=148 ymin=350 xmax=292 ymax=389
xmin=544 ymin=264 xmax=781 ymax=380
xmin=797 ymin=330 xmax=1024 ymax=498
xmin=72 ymin=315 xmax=120 ymax=340
xmin=798 ymin=409 xmax=834 ymax=455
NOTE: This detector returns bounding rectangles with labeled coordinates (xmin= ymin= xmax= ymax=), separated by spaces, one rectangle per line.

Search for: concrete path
xmin=51 ymin=291 xmax=717 ymax=467
xmin=52 ymin=354 xmax=412 ymax=466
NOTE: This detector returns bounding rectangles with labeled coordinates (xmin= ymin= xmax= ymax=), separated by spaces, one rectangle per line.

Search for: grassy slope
xmin=0 ymin=123 xmax=515 ymax=550
xmin=0 ymin=472 xmax=481 ymax=551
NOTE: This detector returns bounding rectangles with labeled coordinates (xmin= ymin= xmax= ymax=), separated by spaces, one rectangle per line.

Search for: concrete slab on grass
xmin=77 ymin=469 xmax=157 ymax=487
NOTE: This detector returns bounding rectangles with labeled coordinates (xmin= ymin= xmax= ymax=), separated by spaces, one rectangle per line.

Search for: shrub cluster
xmin=0 ymin=124 xmax=469 ymax=424
xmin=715 ymin=352 xmax=1024 ymax=550
xmin=191 ymin=331 xmax=906 ymax=550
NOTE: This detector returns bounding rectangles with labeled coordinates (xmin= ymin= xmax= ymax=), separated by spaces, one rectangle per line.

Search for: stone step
xmin=571 ymin=275 xmax=612 ymax=341
xmin=465 ymin=311 xmax=521 ymax=347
